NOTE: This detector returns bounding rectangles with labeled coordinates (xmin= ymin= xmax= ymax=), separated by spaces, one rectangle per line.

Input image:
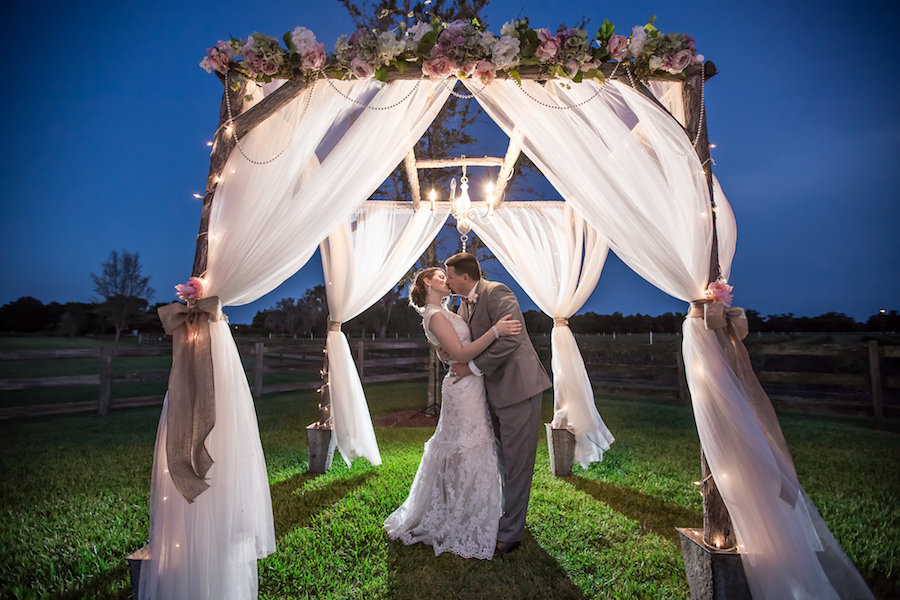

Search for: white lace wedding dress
xmin=383 ymin=304 xmax=502 ymax=559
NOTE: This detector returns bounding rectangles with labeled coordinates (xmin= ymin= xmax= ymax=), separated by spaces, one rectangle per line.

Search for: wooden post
xmin=683 ymin=64 xmax=738 ymax=546
xmin=676 ymin=347 xmax=689 ymax=404
xmin=98 ymin=348 xmax=113 ymax=416
xmin=253 ymin=342 xmax=264 ymax=400
xmin=191 ymin=75 xmax=248 ymax=278
xmin=701 ymin=450 xmax=737 ymax=550
xmin=356 ymin=341 xmax=365 ymax=380
xmin=868 ymin=340 xmax=884 ymax=430
xmin=317 ymin=346 xmax=331 ymax=427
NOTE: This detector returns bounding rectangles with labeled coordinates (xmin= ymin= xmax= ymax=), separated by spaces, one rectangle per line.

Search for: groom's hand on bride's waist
xmin=450 ymin=363 xmax=473 ymax=383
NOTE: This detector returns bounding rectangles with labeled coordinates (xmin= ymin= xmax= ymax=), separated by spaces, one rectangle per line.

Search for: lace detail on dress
xmin=385 ymin=305 xmax=501 ymax=560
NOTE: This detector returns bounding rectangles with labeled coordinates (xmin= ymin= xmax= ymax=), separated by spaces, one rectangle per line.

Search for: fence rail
xmin=1 ymin=337 xmax=896 ymax=426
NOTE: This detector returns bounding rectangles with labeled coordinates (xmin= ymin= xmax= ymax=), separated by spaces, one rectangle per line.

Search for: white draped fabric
xmin=320 ymin=201 xmax=450 ymax=466
xmin=466 ymin=77 xmax=871 ymax=599
xmin=470 ymin=202 xmax=614 ymax=468
xmin=140 ymin=80 xmax=451 ymax=600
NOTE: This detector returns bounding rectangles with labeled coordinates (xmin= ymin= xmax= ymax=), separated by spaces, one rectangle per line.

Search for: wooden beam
xmin=415 ymin=156 xmax=504 ymax=168
xmin=403 ymin=149 xmax=422 ymax=209
xmin=494 ymin=129 xmax=523 ymax=202
xmin=220 ymin=62 xmax=717 ymax=149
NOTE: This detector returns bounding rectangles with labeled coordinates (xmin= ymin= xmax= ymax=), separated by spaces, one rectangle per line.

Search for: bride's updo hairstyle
xmin=409 ymin=267 xmax=442 ymax=311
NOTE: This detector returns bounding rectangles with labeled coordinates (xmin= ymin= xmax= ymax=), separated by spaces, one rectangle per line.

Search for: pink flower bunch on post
xmin=175 ymin=277 xmax=205 ymax=304
xmin=705 ymin=280 xmax=734 ymax=307
xmin=606 ymin=34 xmax=628 ymax=61
xmin=199 ymin=40 xmax=234 ymax=74
xmin=535 ymin=29 xmax=562 ymax=62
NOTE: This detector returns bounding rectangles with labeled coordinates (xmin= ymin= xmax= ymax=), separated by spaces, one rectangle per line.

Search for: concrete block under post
xmin=127 ymin=543 xmax=150 ymax=597
xmin=677 ymin=528 xmax=750 ymax=600
xmin=545 ymin=424 xmax=576 ymax=477
xmin=307 ymin=423 xmax=336 ymax=474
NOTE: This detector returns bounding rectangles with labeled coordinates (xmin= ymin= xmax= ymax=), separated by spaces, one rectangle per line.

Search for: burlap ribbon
xmin=328 ymin=320 xmax=342 ymax=332
xmin=157 ymin=296 xmax=221 ymax=503
xmin=553 ymin=317 xmax=570 ymax=327
xmin=687 ymin=299 xmax=800 ymax=506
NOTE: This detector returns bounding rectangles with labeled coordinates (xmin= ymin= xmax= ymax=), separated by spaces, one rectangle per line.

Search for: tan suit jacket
xmin=459 ymin=280 xmax=551 ymax=408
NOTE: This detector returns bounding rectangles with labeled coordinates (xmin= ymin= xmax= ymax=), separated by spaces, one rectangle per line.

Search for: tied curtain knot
xmin=157 ymin=296 xmax=222 ymax=502
xmin=553 ymin=317 xmax=570 ymax=328
xmin=688 ymin=299 xmax=748 ymax=340
xmin=328 ymin=320 xmax=342 ymax=332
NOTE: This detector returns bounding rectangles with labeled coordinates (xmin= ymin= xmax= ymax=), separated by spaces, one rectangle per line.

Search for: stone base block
xmin=545 ymin=424 xmax=576 ymax=477
xmin=677 ymin=528 xmax=751 ymax=600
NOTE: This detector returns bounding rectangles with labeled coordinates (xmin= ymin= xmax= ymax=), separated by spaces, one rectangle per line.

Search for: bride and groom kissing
xmin=383 ymin=252 xmax=551 ymax=560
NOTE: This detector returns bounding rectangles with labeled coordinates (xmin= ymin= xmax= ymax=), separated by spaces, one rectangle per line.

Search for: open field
xmin=0 ymin=381 xmax=897 ymax=599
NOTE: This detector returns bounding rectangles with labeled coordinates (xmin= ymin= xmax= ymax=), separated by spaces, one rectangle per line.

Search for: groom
xmin=444 ymin=252 xmax=551 ymax=555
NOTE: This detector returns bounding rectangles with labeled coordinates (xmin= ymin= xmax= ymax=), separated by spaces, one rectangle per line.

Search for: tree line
xmin=3 ymin=292 xmax=896 ymax=338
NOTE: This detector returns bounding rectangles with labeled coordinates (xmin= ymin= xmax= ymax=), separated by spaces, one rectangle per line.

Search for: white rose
xmin=291 ymin=26 xmax=318 ymax=53
xmin=491 ymin=35 xmax=520 ymax=71
xmin=377 ymin=31 xmax=405 ymax=63
xmin=500 ymin=21 xmax=517 ymax=37
xmin=627 ymin=25 xmax=647 ymax=58
xmin=406 ymin=21 xmax=430 ymax=47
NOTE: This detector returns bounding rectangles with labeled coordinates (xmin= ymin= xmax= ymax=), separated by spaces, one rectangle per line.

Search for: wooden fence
xmin=1 ymin=337 xmax=896 ymax=427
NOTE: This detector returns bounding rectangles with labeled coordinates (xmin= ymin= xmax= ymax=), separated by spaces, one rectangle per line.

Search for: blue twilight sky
xmin=1 ymin=0 xmax=898 ymax=325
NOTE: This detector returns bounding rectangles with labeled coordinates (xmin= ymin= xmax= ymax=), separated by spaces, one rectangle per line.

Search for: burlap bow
xmin=157 ymin=296 xmax=221 ymax=503
xmin=687 ymin=298 xmax=799 ymax=506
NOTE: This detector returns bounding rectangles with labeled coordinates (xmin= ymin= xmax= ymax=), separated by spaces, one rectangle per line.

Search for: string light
xmin=192 ymin=193 xmax=203 ymax=199
xmin=206 ymin=140 xmax=213 ymax=147
xmin=708 ymin=143 xmax=717 ymax=149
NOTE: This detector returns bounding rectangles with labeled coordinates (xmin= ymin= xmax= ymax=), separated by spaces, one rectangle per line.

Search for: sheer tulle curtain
xmin=140 ymin=80 xmax=450 ymax=600
xmin=470 ymin=202 xmax=614 ymax=468
xmin=320 ymin=202 xmax=449 ymax=466
xmin=467 ymin=78 xmax=870 ymax=599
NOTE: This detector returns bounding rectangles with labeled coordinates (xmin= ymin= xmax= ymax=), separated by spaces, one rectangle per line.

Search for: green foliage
xmin=0 ymin=385 xmax=896 ymax=599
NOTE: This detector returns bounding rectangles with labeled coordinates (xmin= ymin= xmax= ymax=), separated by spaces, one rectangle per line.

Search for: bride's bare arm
xmin=427 ymin=312 xmax=520 ymax=364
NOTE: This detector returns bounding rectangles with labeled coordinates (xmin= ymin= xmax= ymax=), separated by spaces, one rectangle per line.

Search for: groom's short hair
xmin=445 ymin=252 xmax=481 ymax=281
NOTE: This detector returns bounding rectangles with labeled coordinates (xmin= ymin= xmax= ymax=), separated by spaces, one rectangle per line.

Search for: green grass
xmin=0 ymin=384 xmax=897 ymax=599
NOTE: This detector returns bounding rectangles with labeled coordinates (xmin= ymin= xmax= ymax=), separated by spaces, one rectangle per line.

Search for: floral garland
xmin=200 ymin=16 xmax=702 ymax=86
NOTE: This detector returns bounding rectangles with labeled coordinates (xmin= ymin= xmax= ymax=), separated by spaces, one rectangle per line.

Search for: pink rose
xmin=667 ymin=49 xmax=693 ymax=73
xmin=536 ymin=30 xmax=561 ymax=62
xmin=474 ymin=59 xmax=496 ymax=84
xmin=301 ymin=42 xmax=326 ymax=71
xmin=705 ymin=280 xmax=734 ymax=307
xmin=607 ymin=34 xmax=627 ymax=61
xmin=350 ymin=56 xmax=374 ymax=79
xmin=422 ymin=54 xmax=454 ymax=79
xmin=175 ymin=277 xmax=205 ymax=303
xmin=260 ymin=59 xmax=279 ymax=76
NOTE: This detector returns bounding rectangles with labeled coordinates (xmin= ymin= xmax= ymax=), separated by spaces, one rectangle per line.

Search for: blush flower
xmin=705 ymin=280 xmax=734 ymax=307
xmin=175 ymin=277 xmax=205 ymax=303
xmin=536 ymin=29 xmax=561 ymax=61
xmin=607 ymin=34 xmax=628 ymax=61
xmin=474 ymin=59 xmax=496 ymax=85
xmin=350 ymin=56 xmax=375 ymax=79
xmin=422 ymin=54 xmax=455 ymax=79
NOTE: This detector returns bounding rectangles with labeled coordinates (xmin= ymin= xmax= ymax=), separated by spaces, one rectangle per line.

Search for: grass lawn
xmin=0 ymin=383 xmax=897 ymax=599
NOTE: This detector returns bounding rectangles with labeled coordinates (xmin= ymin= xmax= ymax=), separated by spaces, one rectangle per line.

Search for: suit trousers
xmin=489 ymin=391 xmax=543 ymax=544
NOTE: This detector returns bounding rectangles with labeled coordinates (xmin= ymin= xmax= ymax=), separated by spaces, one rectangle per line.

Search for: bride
xmin=383 ymin=267 xmax=521 ymax=560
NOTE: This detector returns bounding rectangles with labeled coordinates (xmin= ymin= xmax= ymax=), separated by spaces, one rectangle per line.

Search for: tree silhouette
xmin=91 ymin=250 xmax=154 ymax=349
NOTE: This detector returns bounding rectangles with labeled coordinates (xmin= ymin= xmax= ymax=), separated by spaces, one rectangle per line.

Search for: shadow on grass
xmin=386 ymin=531 xmax=586 ymax=600
xmin=270 ymin=470 xmax=374 ymax=539
xmin=567 ymin=476 xmax=701 ymax=543
xmin=54 ymin=564 xmax=132 ymax=600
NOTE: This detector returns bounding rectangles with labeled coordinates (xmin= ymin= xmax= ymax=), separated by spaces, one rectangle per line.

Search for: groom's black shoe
xmin=494 ymin=540 xmax=521 ymax=557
